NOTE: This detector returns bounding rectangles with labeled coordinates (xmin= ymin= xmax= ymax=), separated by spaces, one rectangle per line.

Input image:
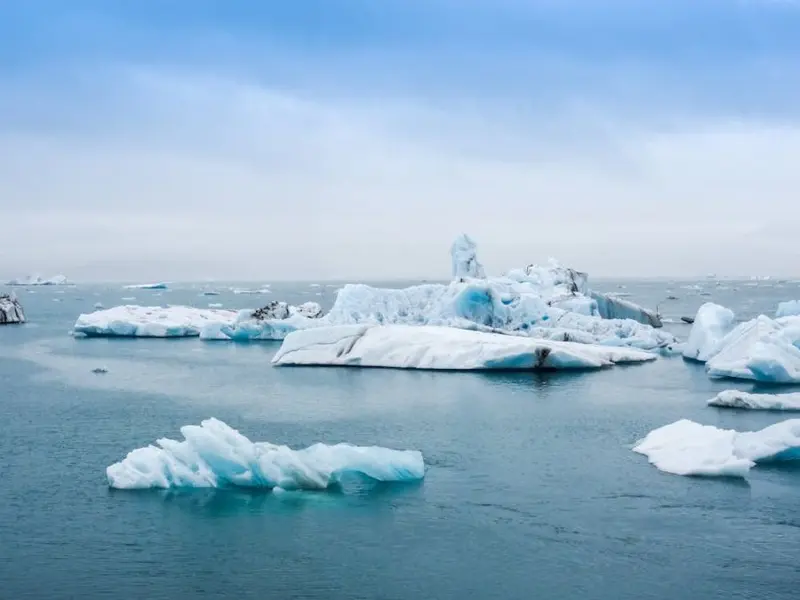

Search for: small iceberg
xmin=200 ymin=301 xmax=324 ymax=341
xmin=633 ymin=418 xmax=800 ymax=477
xmin=74 ymin=305 xmax=238 ymax=337
xmin=682 ymin=303 xmax=735 ymax=362
xmin=124 ymin=282 xmax=169 ymax=290
xmin=0 ymin=293 xmax=25 ymax=324
xmin=271 ymin=324 xmax=656 ymax=371
xmin=708 ymin=390 xmax=800 ymax=411
xmin=106 ymin=418 xmax=425 ymax=490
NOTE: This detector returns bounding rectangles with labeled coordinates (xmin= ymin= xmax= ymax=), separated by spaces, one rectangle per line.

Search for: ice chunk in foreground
xmin=683 ymin=303 xmax=736 ymax=362
xmin=124 ymin=282 xmax=169 ymax=290
xmin=776 ymin=300 xmax=800 ymax=318
xmin=74 ymin=305 xmax=237 ymax=337
xmin=0 ymin=293 xmax=25 ymax=324
xmin=451 ymin=233 xmax=486 ymax=279
xmin=709 ymin=390 xmax=800 ymax=411
xmin=106 ymin=418 xmax=425 ymax=490
xmin=271 ymin=324 xmax=656 ymax=370
xmin=633 ymin=418 xmax=800 ymax=477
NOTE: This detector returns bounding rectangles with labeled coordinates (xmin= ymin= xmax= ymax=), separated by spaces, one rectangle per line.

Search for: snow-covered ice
xmin=106 ymin=418 xmax=425 ymax=490
xmin=709 ymin=390 xmax=800 ymax=411
xmin=271 ymin=324 xmax=656 ymax=370
xmin=776 ymin=300 xmax=800 ymax=318
xmin=200 ymin=302 xmax=323 ymax=341
xmin=683 ymin=303 xmax=735 ymax=362
xmin=633 ymin=418 xmax=800 ymax=477
xmin=124 ymin=282 xmax=169 ymax=290
xmin=0 ymin=294 xmax=25 ymax=324
xmin=74 ymin=305 xmax=237 ymax=337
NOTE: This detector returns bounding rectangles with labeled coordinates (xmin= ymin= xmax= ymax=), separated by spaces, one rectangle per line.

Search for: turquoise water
xmin=1 ymin=280 xmax=799 ymax=599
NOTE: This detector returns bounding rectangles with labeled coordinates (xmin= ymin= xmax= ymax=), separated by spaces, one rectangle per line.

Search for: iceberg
xmin=0 ymin=293 xmax=25 ymax=324
xmin=106 ymin=418 xmax=425 ymax=490
xmin=683 ymin=303 xmax=736 ymax=362
xmin=451 ymin=233 xmax=486 ymax=279
xmin=200 ymin=301 xmax=323 ymax=341
xmin=6 ymin=274 xmax=68 ymax=286
xmin=633 ymin=418 xmax=800 ymax=477
xmin=123 ymin=282 xmax=169 ymax=290
xmin=709 ymin=390 xmax=800 ymax=411
xmin=74 ymin=305 xmax=238 ymax=337
xmin=776 ymin=300 xmax=800 ymax=318
xmin=271 ymin=324 xmax=656 ymax=370
xmin=590 ymin=292 xmax=662 ymax=328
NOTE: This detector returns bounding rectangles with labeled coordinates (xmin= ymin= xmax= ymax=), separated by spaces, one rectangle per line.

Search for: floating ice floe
xmin=683 ymin=302 xmax=800 ymax=383
xmin=0 ymin=294 xmax=25 ymax=324
xmin=6 ymin=274 xmax=69 ymax=286
xmin=709 ymin=390 xmax=800 ymax=411
xmin=200 ymin=301 xmax=323 ymax=341
xmin=271 ymin=324 xmax=656 ymax=370
xmin=776 ymin=300 xmax=800 ymax=318
xmin=633 ymin=418 xmax=800 ymax=477
xmin=123 ymin=282 xmax=169 ymax=290
xmin=106 ymin=418 xmax=425 ymax=490
xmin=73 ymin=305 xmax=238 ymax=337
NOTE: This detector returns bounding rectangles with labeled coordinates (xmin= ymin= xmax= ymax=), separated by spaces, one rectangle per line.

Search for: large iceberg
xmin=106 ymin=418 xmax=425 ymax=490
xmin=200 ymin=301 xmax=323 ymax=341
xmin=0 ymin=294 xmax=25 ymax=324
xmin=7 ymin=274 xmax=68 ymax=286
xmin=271 ymin=324 xmax=656 ymax=370
xmin=683 ymin=303 xmax=736 ymax=362
xmin=74 ymin=305 xmax=238 ymax=337
xmin=633 ymin=418 xmax=800 ymax=477
xmin=709 ymin=390 xmax=800 ymax=411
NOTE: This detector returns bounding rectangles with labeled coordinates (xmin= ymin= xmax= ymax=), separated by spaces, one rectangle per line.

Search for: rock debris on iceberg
xmin=72 ymin=235 xmax=674 ymax=351
xmin=0 ymin=293 xmax=25 ymax=324
xmin=200 ymin=301 xmax=324 ymax=341
xmin=633 ymin=418 xmax=800 ymax=477
xmin=271 ymin=324 xmax=656 ymax=370
xmin=106 ymin=418 xmax=425 ymax=490
xmin=683 ymin=301 xmax=800 ymax=383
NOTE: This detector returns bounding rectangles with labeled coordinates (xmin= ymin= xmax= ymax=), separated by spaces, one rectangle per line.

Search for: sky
xmin=2 ymin=0 xmax=800 ymax=281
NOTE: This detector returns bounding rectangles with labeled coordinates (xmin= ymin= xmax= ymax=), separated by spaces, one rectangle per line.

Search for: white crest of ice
xmin=683 ymin=303 xmax=736 ymax=362
xmin=106 ymin=418 xmax=425 ymax=490
xmin=271 ymin=324 xmax=656 ymax=370
xmin=776 ymin=300 xmax=800 ymax=318
xmin=633 ymin=418 xmax=800 ymax=477
xmin=709 ymin=390 xmax=800 ymax=411
xmin=451 ymin=233 xmax=486 ymax=279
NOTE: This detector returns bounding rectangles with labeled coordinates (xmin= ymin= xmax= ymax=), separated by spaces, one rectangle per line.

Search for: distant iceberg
xmin=123 ymin=282 xmax=169 ymax=290
xmin=633 ymin=418 xmax=800 ymax=477
xmin=0 ymin=293 xmax=25 ymax=324
xmin=271 ymin=324 xmax=656 ymax=371
xmin=6 ymin=274 xmax=68 ymax=286
xmin=709 ymin=390 xmax=800 ymax=411
xmin=106 ymin=418 xmax=425 ymax=490
xmin=74 ymin=305 xmax=237 ymax=337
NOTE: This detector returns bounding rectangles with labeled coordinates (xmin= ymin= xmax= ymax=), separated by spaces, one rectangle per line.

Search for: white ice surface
xmin=106 ymin=418 xmax=425 ymax=490
xmin=74 ymin=305 xmax=237 ymax=337
xmin=199 ymin=302 xmax=323 ymax=341
xmin=683 ymin=303 xmax=736 ymax=362
xmin=709 ymin=390 xmax=800 ymax=411
xmin=776 ymin=300 xmax=800 ymax=318
xmin=271 ymin=324 xmax=656 ymax=370
xmin=633 ymin=418 xmax=800 ymax=477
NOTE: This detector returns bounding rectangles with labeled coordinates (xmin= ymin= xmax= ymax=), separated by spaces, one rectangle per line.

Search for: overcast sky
xmin=2 ymin=0 xmax=800 ymax=281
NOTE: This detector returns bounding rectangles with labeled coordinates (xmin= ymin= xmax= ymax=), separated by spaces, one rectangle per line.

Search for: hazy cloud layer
xmin=2 ymin=1 xmax=800 ymax=280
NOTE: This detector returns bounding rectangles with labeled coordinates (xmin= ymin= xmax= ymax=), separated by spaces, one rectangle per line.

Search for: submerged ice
xmin=633 ymin=419 xmax=800 ymax=477
xmin=106 ymin=418 xmax=425 ymax=490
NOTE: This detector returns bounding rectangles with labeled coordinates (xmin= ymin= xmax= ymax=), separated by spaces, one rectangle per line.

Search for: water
xmin=1 ymin=280 xmax=799 ymax=600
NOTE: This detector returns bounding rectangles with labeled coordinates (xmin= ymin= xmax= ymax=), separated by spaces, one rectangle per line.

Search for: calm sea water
xmin=1 ymin=279 xmax=799 ymax=600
